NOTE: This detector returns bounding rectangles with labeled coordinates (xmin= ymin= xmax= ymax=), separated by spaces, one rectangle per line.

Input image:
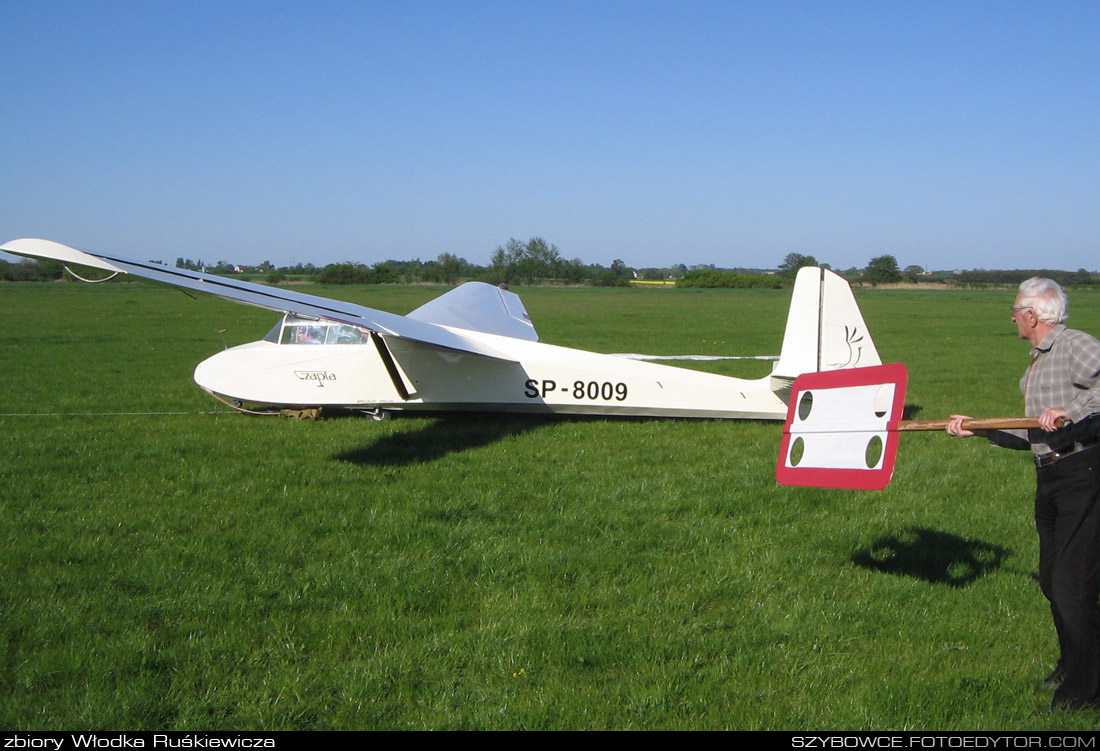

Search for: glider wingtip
xmin=1 ymin=238 xmax=124 ymax=273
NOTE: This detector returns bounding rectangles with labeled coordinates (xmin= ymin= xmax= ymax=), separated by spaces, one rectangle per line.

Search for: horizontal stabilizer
xmin=0 ymin=238 xmax=516 ymax=361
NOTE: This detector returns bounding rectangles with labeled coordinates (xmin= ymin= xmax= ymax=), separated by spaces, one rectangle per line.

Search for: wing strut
xmin=371 ymin=333 xmax=412 ymax=401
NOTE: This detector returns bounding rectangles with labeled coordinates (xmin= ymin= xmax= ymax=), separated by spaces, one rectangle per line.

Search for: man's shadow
xmin=333 ymin=413 xmax=562 ymax=467
xmin=851 ymin=527 xmax=1011 ymax=587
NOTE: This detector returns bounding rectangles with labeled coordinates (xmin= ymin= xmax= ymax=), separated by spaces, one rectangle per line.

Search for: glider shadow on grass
xmin=333 ymin=413 xmax=562 ymax=467
xmin=851 ymin=527 xmax=1011 ymax=588
xmin=331 ymin=412 xmax=770 ymax=467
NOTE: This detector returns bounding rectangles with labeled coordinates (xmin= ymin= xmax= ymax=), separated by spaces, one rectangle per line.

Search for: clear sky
xmin=2 ymin=0 xmax=1098 ymax=272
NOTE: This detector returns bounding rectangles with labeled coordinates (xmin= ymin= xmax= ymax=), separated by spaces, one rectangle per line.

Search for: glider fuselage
xmin=194 ymin=316 xmax=790 ymax=419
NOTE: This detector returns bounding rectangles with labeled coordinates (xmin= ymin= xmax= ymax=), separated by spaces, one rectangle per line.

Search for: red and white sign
xmin=776 ymin=363 xmax=908 ymax=490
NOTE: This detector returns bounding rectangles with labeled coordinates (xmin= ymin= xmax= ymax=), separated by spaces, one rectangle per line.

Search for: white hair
xmin=1018 ymin=277 xmax=1067 ymax=324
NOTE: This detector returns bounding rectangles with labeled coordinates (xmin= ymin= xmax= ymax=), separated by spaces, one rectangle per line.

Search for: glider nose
xmin=193 ymin=352 xmax=218 ymax=392
xmin=193 ymin=348 xmax=238 ymax=397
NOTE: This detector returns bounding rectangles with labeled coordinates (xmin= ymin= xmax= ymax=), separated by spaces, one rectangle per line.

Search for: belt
xmin=1034 ymin=441 xmax=1098 ymax=468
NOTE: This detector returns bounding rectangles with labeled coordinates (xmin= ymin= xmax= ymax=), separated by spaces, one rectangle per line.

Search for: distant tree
xmin=370 ymin=261 xmax=400 ymax=284
xmin=561 ymin=260 xmax=586 ymax=284
xmin=865 ymin=255 xmax=901 ymax=285
xmin=591 ymin=271 xmax=630 ymax=287
xmin=319 ymin=263 xmax=362 ymax=284
xmin=519 ymin=237 xmax=563 ymax=283
xmin=903 ymin=264 xmax=924 ymax=282
xmin=0 ymin=258 xmax=63 ymax=281
xmin=436 ymin=253 xmax=464 ymax=284
xmin=677 ymin=269 xmax=782 ymax=289
xmin=778 ymin=253 xmax=819 ymax=279
xmin=483 ymin=237 xmax=572 ymax=284
xmin=487 ymin=238 xmax=525 ymax=285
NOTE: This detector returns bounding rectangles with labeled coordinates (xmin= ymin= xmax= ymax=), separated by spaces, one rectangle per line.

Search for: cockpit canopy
xmin=263 ymin=315 xmax=370 ymax=345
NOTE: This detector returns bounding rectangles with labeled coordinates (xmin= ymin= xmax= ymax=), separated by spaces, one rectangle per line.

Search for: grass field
xmin=3 ymin=281 xmax=1100 ymax=730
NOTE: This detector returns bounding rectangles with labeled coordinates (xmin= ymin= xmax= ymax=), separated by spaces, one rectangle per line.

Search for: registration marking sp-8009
xmin=523 ymin=379 xmax=629 ymax=402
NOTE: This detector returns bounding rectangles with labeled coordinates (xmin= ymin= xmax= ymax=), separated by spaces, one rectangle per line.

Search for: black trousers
xmin=1035 ymin=446 xmax=1100 ymax=709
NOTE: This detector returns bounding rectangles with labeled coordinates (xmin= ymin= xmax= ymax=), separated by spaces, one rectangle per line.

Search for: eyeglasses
xmin=1011 ymin=306 xmax=1032 ymax=316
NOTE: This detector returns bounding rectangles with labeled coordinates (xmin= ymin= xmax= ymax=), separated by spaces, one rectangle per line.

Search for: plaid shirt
xmin=1012 ymin=324 xmax=1100 ymax=454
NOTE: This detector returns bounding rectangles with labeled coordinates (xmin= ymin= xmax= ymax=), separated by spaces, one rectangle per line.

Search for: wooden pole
xmin=897 ymin=417 xmax=1047 ymax=432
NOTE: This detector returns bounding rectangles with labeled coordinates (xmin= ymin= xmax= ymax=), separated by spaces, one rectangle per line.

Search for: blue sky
xmin=2 ymin=1 xmax=1098 ymax=271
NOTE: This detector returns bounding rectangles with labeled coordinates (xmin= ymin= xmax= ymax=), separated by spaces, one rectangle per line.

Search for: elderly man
xmin=948 ymin=277 xmax=1100 ymax=711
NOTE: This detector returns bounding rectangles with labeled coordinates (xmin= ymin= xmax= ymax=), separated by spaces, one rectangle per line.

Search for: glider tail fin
xmin=771 ymin=267 xmax=880 ymax=391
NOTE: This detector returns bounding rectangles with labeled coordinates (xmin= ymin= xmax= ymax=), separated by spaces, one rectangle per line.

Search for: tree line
xmin=4 ymin=242 xmax=1098 ymax=288
xmin=775 ymin=253 xmax=1100 ymax=287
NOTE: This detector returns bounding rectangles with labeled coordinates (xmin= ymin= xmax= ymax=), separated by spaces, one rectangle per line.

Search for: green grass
xmin=3 ymin=281 xmax=1100 ymax=729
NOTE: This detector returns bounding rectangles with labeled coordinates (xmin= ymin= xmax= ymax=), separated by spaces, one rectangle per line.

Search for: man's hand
xmin=1039 ymin=407 xmax=1069 ymax=432
xmin=947 ymin=414 xmax=975 ymax=437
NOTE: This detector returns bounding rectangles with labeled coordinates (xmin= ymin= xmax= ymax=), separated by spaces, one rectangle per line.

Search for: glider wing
xmin=1 ymin=238 xmax=518 ymax=360
xmin=407 ymin=280 xmax=537 ymax=341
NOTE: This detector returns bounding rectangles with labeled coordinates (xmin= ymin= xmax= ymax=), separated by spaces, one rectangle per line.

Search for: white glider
xmin=2 ymin=238 xmax=880 ymax=420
